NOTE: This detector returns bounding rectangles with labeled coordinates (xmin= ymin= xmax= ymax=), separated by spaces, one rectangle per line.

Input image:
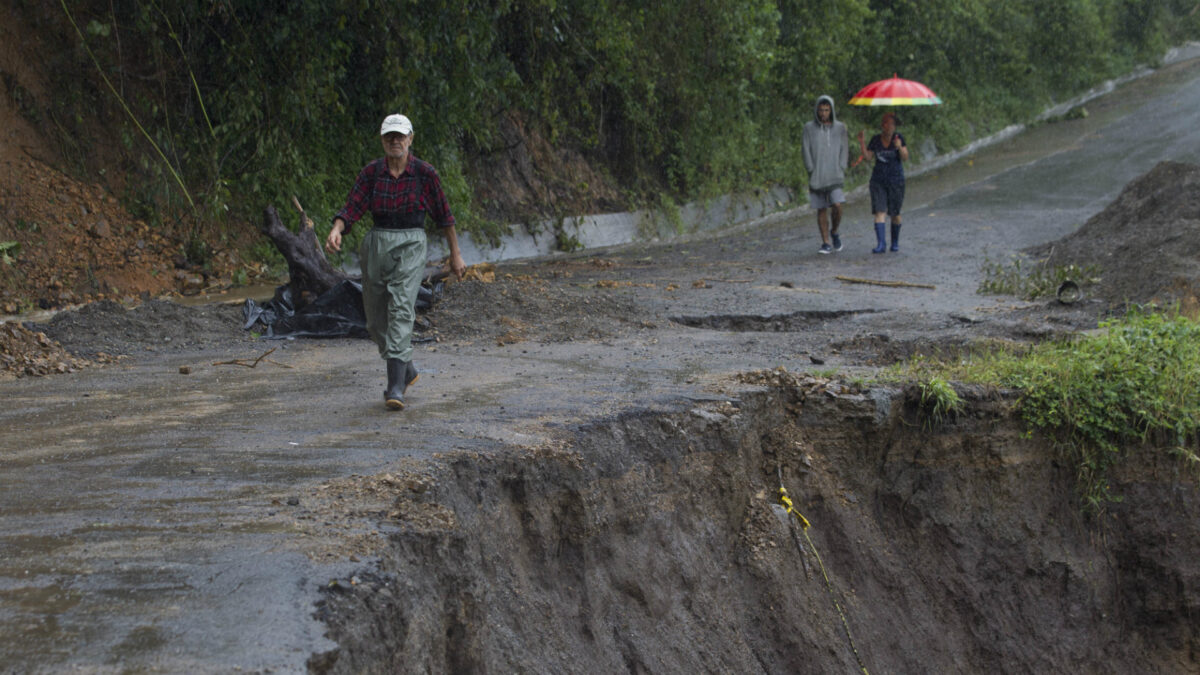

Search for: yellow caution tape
xmin=778 ymin=487 xmax=811 ymax=530
xmin=778 ymin=484 xmax=869 ymax=675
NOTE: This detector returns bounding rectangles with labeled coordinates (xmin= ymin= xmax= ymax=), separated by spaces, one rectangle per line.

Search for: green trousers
xmin=359 ymin=228 xmax=427 ymax=361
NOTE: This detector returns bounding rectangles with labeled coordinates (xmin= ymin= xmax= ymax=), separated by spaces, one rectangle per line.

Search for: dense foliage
xmin=24 ymin=0 xmax=1200 ymax=251
xmin=897 ymin=309 xmax=1200 ymax=512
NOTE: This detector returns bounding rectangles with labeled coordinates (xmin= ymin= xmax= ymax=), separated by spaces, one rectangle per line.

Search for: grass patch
xmin=918 ymin=376 xmax=962 ymax=429
xmin=891 ymin=308 xmax=1200 ymax=512
xmin=979 ymin=256 xmax=1100 ymax=300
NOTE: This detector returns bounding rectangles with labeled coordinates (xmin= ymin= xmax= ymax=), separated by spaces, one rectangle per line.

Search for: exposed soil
xmin=0 ymin=321 xmax=92 ymax=379
xmin=307 ymin=376 xmax=1200 ymax=674
xmin=1028 ymin=159 xmax=1200 ymax=315
xmin=466 ymin=111 xmax=627 ymax=223
xmin=0 ymin=4 xmax=271 ymax=319
xmin=430 ymin=259 xmax=646 ymax=346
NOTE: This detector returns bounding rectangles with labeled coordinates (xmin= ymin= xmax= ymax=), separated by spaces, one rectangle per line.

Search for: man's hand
xmin=325 ymin=227 xmax=343 ymax=254
xmin=449 ymin=252 xmax=466 ymax=281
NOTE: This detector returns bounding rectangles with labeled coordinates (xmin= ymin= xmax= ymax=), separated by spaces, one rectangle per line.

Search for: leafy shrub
xmin=894 ymin=308 xmax=1200 ymax=512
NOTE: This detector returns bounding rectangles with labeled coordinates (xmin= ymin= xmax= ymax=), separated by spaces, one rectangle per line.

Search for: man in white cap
xmin=326 ymin=113 xmax=467 ymax=410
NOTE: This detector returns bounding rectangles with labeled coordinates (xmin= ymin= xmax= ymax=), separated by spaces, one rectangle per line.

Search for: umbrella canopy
xmin=849 ymin=75 xmax=942 ymax=106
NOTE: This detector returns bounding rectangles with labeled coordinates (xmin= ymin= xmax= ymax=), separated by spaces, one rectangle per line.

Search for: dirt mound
xmin=37 ymin=298 xmax=253 ymax=359
xmin=1029 ymin=160 xmax=1200 ymax=313
xmin=0 ymin=4 xmax=260 ymax=315
xmin=0 ymin=321 xmax=92 ymax=379
xmin=0 ymin=156 xmax=181 ymax=308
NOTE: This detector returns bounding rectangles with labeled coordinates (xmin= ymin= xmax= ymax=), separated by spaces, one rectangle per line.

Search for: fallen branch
xmin=835 ymin=275 xmax=936 ymax=290
xmin=213 ymin=348 xmax=293 ymax=369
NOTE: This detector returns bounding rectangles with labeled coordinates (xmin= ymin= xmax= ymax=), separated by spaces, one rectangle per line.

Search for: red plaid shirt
xmin=334 ymin=155 xmax=456 ymax=234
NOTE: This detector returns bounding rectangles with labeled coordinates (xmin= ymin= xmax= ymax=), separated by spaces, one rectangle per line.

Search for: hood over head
xmin=814 ymin=95 xmax=837 ymax=124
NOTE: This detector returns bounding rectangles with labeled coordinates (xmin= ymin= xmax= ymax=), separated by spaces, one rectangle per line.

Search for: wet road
xmin=3 ymin=56 xmax=1200 ymax=672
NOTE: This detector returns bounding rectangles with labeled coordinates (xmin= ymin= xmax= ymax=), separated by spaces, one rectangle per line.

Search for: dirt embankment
xmin=309 ymin=373 xmax=1199 ymax=673
xmin=1029 ymin=160 xmax=1200 ymax=315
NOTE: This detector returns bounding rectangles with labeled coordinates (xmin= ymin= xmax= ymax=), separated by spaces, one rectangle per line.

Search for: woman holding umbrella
xmin=849 ymin=74 xmax=941 ymax=253
xmin=858 ymin=112 xmax=908 ymax=253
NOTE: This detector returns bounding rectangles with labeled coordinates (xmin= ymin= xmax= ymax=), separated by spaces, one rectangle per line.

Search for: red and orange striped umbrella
xmin=849 ymin=75 xmax=942 ymax=106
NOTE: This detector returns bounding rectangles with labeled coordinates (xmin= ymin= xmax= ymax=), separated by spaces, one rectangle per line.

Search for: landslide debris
xmin=1028 ymin=160 xmax=1200 ymax=314
xmin=0 ymin=321 xmax=93 ymax=378
xmin=36 ymin=298 xmax=252 ymax=360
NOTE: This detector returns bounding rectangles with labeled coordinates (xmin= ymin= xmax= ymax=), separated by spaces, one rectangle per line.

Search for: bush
xmin=893 ymin=308 xmax=1200 ymax=512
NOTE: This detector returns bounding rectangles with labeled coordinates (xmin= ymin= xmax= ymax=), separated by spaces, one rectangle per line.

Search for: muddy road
xmin=4 ymin=57 xmax=1200 ymax=673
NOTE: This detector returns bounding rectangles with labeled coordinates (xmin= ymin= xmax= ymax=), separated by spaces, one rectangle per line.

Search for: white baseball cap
xmin=380 ymin=114 xmax=413 ymax=136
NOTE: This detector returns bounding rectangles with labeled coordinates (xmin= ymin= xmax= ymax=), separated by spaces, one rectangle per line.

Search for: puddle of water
xmin=171 ymin=283 xmax=278 ymax=307
xmin=672 ymin=309 xmax=878 ymax=332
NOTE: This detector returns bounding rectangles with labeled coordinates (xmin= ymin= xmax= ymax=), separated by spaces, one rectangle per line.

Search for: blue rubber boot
xmin=890 ymin=223 xmax=901 ymax=252
xmin=872 ymin=222 xmax=887 ymax=254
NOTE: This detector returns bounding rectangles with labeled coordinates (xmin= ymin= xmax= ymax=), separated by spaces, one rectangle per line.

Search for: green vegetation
xmin=893 ymin=308 xmax=1200 ymax=512
xmin=918 ymin=376 xmax=962 ymax=429
xmin=0 ymin=241 xmax=20 ymax=266
xmin=979 ymin=256 xmax=1102 ymax=300
xmin=18 ymin=0 xmax=1200 ymax=251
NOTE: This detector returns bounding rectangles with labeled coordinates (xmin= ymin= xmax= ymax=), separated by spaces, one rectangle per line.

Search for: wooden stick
xmin=213 ymin=348 xmax=284 ymax=368
xmin=291 ymin=195 xmax=314 ymax=230
xmin=835 ymin=275 xmax=936 ymax=290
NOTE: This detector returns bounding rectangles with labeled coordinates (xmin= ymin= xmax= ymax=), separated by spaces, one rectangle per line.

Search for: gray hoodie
xmin=802 ymin=95 xmax=849 ymax=191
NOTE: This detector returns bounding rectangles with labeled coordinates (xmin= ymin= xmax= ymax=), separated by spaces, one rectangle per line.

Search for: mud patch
xmin=671 ymin=309 xmax=876 ymax=332
xmin=429 ymin=276 xmax=643 ymax=344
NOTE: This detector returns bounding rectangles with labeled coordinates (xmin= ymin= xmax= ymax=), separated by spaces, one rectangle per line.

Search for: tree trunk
xmin=260 ymin=203 xmax=348 ymax=306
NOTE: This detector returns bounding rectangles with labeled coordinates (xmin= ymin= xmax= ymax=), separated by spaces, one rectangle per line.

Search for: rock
xmin=175 ymin=271 xmax=205 ymax=296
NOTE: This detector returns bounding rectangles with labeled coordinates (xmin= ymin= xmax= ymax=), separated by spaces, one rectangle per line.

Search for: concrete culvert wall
xmin=310 ymin=375 xmax=1200 ymax=674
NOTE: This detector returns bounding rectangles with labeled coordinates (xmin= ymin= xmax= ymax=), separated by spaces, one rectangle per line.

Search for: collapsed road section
xmin=309 ymin=371 xmax=1200 ymax=673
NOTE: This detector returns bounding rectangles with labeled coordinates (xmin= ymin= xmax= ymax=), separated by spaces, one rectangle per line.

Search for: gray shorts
xmin=808 ymin=187 xmax=846 ymax=210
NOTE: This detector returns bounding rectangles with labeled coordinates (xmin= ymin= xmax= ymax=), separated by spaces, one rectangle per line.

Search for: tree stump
xmin=260 ymin=202 xmax=349 ymax=307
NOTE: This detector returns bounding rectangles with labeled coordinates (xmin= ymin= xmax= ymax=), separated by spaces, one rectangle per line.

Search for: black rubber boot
xmin=890 ymin=223 xmax=901 ymax=252
xmin=384 ymin=358 xmax=407 ymax=410
xmin=872 ymin=222 xmax=887 ymax=254
xmin=406 ymin=361 xmax=419 ymax=389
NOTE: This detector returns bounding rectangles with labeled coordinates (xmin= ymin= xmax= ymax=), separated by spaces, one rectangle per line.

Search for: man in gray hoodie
xmin=802 ymin=95 xmax=849 ymax=254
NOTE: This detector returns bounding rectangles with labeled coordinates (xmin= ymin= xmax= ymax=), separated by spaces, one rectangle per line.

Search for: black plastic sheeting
xmin=242 ymin=278 xmax=442 ymax=339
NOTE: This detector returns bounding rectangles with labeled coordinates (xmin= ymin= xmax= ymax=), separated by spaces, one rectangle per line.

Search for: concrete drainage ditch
xmin=671 ymin=310 xmax=878 ymax=332
xmin=309 ymin=373 xmax=1200 ymax=673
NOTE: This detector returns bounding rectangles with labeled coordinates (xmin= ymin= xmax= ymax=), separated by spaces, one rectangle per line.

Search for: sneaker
xmin=831 ymin=233 xmax=842 ymax=251
xmin=818 ymin=243 xmax=832 ymax=254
